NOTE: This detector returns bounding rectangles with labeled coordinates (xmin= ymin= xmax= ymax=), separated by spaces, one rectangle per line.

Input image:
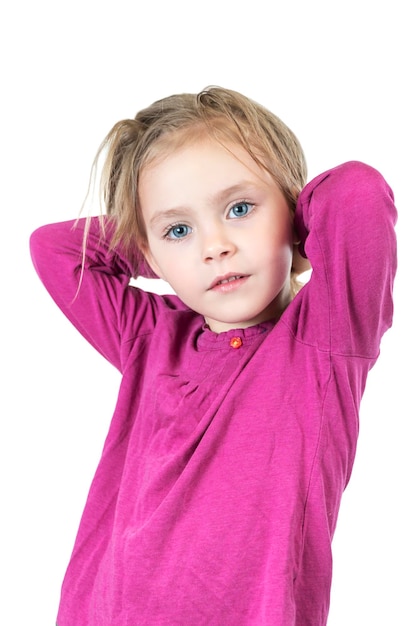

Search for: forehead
xmin=140 ymin=136 xmax=271 ymax=190
xmin=138 ymin=138 xmax=280 ymax=226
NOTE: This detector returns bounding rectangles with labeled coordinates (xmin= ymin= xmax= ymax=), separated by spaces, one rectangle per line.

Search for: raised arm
xmin=292 ymin=161 xmax=397 ymax=359
xmin=30 ymin=217 xmax=182 ymax=371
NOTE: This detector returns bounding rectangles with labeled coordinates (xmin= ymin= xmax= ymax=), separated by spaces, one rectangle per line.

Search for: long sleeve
xmin=291 ymin=161 xmax=397 ymax=359
xmin=29 ymin=217 xmax=184 ymax=371
xmin=35 ymin=164 xmax=397 ymax=625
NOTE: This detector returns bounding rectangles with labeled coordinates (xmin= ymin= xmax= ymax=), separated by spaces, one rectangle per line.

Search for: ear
xmin=292 ymin=242 xmax=311 ymax=274
xmin=291 ymin=224 xmax=311 ymax=274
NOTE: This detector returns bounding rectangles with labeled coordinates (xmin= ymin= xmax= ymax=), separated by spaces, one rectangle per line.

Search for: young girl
xmin=30 ymin=87 xmax=397 ymax=625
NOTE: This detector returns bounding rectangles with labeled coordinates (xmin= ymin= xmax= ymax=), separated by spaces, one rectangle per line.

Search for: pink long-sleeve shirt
xmin=30 ymin=161 xmax=397 ymax=625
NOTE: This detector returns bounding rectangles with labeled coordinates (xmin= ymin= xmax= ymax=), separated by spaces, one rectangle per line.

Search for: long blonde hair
xmin=86 ymin=86 xmax=307 ymax=278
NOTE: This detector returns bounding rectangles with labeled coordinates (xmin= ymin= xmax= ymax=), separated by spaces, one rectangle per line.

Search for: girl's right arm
xmin=30 ymin=217 xmax=182 ymax=372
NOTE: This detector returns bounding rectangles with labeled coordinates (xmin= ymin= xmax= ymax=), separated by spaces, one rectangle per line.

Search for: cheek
xmin=264 ymin=225 xmax=293 ymax=262
xmin=264 ymin=238 xmax=294 ymax=284
xmin=151 ymin=248 xmax=193 ymax=289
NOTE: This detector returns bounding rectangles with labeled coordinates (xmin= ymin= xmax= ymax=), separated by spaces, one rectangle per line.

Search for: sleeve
xmin=292 ymin=161 xmax=397 ymax=358
xmin=29 ymin=217 xmax=184 ymax=371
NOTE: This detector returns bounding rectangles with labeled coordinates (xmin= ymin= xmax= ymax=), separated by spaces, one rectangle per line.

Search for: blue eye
xmin=228 ymin=202 xmax=253 ymax=219
xmin=165 ymin=224 xmax=191 ymax=239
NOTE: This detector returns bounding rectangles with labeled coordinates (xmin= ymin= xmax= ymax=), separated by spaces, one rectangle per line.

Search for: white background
xmin=1 ymin=1 xmax=415 ymax=624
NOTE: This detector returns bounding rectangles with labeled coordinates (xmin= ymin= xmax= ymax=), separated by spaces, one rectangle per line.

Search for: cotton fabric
xmin=30 ymin=161 xmax=397 ymax=625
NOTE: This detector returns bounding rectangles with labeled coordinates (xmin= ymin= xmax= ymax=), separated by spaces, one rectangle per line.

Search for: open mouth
xmin=209 ymin=274 xmax=249 ymax=291
xmin=216 ymin=275 xmax=244 ymax=286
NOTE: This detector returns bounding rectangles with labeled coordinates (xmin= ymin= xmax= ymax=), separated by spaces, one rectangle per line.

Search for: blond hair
xmin=87 ymin=86 xmax=307 ymax=280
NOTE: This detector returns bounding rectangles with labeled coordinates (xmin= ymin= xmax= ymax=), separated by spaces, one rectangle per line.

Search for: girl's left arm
xmin=293 ymin=161 xmax=397 ymax=359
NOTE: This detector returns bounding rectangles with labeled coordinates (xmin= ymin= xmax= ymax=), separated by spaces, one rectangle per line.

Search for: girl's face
xmin=140 ymin=137 xmax=295 ymax=333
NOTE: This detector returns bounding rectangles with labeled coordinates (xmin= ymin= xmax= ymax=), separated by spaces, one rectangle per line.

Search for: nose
xmin=201 ymin=225 xmax=236 ymax=263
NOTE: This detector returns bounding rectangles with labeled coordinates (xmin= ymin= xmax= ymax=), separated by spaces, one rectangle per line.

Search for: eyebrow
xmin=149 ymin=181 xmax=258 ymax=227
xmin=149 ymin=208 xmax=190 ymax=228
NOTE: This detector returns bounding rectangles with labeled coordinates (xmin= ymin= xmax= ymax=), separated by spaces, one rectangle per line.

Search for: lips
xmin=209 ymin=273 xmax=248 ymax=290
xmin=217 ymin=275 xmax=242 ymax=285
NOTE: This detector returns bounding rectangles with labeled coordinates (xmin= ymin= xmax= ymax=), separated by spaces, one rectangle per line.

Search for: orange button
xmin=230 ymin=336 xmax=243 ymax=349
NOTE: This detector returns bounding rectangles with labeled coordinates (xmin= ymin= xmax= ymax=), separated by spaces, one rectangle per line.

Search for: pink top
xmin=30 ymin=161 xmax=397 ymax=625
